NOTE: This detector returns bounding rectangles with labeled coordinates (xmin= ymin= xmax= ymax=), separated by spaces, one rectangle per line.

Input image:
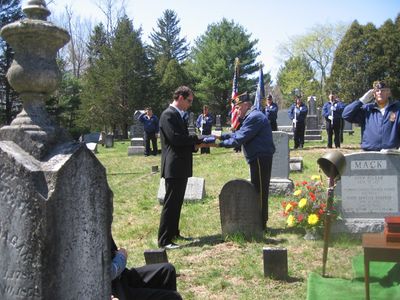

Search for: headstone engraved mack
xmin=128 ymin=110 xmax=145 ymax=155
xmin=269 ymin=132 xmax=294 ymax=195
xmin=219 ymin=179 xmax=263 ymax=240
xmin=0 ymin=2 xmax=112 ymax=299
xmin=334 ymin=152 xmax=400 ymax=233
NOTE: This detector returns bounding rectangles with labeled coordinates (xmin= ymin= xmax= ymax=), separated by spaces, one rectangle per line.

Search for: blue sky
xmin=48 ymin=0 xmax=399 ymax=80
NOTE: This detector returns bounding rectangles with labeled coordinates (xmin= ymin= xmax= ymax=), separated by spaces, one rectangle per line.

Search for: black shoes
xmin=175 ymin=235 xmax=194 ymax=242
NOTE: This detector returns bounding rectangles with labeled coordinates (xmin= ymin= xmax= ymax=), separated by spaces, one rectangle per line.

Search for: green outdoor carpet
xmin=307 ymin=255 xmax=400 ymax=300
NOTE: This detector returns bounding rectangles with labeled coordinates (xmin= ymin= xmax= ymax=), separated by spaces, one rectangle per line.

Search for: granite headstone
xmin=219 ymin=179 xmax=263 ymax=240
xmin=270 ymin=132 xmax=294 ymax=195
xmin=157 ymin=177 xmax=205 ymax=203
xmin=334 ymin=152 xmax=400 ymax=233
xmin=128 ymin=110 xmax=145 ymax=155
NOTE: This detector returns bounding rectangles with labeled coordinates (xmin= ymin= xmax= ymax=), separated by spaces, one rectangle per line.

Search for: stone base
xmin=128 ymin=146 xmax=145 ymax=156
xmin=332 ymin=218 xmax=385 ymax=234
xmin=269 ymin=178 xmax=294 ymax=195
xmin=290 ymin=157 xmax=303 ymax=172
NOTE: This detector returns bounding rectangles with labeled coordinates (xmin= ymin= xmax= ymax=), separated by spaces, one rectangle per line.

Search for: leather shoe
xmin=163 ymin=243 xmax=180 ymax=250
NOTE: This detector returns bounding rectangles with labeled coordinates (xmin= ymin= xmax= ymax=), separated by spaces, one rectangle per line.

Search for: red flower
xmin=309 ymin=192 xmax=316 ymax=201
xmin=297 ymin=214 xmax=304 ymax=222
xmin=302 ymin=181 xmax=308 ymax=185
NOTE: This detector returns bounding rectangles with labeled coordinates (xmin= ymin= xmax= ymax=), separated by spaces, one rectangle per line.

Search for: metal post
xmin=322 ymin=176 xmax=335 ymax=277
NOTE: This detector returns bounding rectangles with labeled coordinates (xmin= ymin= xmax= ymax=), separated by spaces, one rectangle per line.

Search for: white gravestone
xmin=157 ymin=177 xmax=205 ymax=203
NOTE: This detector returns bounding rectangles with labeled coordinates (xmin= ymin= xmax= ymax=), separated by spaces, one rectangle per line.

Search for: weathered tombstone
xmin=263 ymin=247 xmax=288 ymax=280
xmin=0 ymin=2 xmax=112 ymax=299
xmin=128 ymin=110 xmax=145 ymax=155
xmin=270 ymin=132 xmax=294 ymax=195
xmin=157 ymin=177 xmax=205 ymax=203
xmin=334 ymin=152 xmax=400 ymax=233
xmin=219 ymin=179 xmax=263 ymax=240
xmin=305 ymin=96 xmax=322 ymax=141
xmin=105 ymin=133 xmax=114 ymax=148
xmin=277 ymin=109 xmax=293 ymax=136
xmin=188 ymin=111 xmax=196 ymax=135
xmin=343 ymin=120 xmax=354 ymax=135
xmin=290 ymin=157 xmax=303 ymax=172
xmin=144 ymin=249 xmax=168 ymax=265
xmin=215 ymin=114 xmax=222 ymax=131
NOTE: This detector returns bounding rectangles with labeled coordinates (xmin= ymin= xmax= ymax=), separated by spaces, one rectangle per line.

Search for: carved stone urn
xmin=0 ymin=0 xmax=70 ymax=158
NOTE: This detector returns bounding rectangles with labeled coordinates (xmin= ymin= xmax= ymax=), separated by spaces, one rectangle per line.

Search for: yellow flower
xmin=308 ymin=214 xmax=319 ymax=225
xmin=287 ymin=215 xmax=295 ymax=227
xmin=311 ymin=175 xmax=320 ymax=181
xmin=293 ymin=190 xmax=302 ymax=196
xmin=285 ymin=203 xmax=293 ymax=213
xmin=298 ymin=198 xmax=307 ymax=208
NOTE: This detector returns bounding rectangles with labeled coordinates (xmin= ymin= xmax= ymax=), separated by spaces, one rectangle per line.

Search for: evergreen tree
xmin=79 ymin=16 xmax=151 ymax=137
xmin=148 ymin=9 xmax=189 ymax=63
xmin=276 ymin=56 xmax=318 ymax=107
xmin=328 ymin=21 xmax=382 ymax=102
xmin=0 ymin=0 xmax=23 ymax=125
xmin=189 ymin=18 xmax=259 ymax=117
xmin=148 ymin=10 xmax=191 ymax=112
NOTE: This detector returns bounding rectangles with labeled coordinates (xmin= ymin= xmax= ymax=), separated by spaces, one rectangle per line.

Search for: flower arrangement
xmin=282 ymin=175 xmax=337 ymax=230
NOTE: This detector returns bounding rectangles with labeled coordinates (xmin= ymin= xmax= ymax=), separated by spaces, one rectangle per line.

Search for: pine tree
xmin=189 ymin=18 xmax=259 ymax=117
xmin=0 ymin=0 xmax=23 ymax=125
xmin=148 ymin=9 xmax=189 ymax=63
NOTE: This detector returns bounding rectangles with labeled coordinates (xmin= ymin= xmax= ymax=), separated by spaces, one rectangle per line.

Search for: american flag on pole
xmin=230 ymin=57 xmax=240 ymax=130
xmin=254 ymin=65 xmax=265 ymax=111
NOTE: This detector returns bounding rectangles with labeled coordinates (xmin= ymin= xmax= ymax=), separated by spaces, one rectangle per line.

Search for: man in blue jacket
xmin=196 ymin=105 xmax=214 ymax=154
xmin=322 ymin=91 xmax=345 ymax=148
xmin=342 ymin=80 xmax=400 ymax=151
xmin=288 ymin=95 xmax=308 ymax=149
xmin=217 ymin=92 xmax=275 ymax=229
xmin=139 ymin=107 xmax=159 ymax=156
xmin=265 ymin=94 xmax=278 ymax=131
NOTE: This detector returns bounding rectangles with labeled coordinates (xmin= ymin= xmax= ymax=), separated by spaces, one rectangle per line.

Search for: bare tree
xmin=94 ymin=0 xmax=126 ymax=37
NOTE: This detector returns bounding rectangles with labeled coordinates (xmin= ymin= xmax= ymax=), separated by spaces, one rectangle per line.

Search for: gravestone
xmin=305 ymin=96 xmax=322 ymax=141
xmin=270 ymin=132 xmax=294 ymax=195
xmin=219 ymin=179 xmax=263 ymax=240
xmin=290 ymin=157 xmax=303 ymax=172
xmin=334 ymin=152 xmax=400 ymax=233
xmin=215 ymin=114 xmax=223 ymax=131
xmin=343 ymin=120 xmax=354 ymax=135
xmin=105 ymin=134 xmax=114 ymax=148
xmin=157 ymin=177 xmax=205 ymax=203
xmin=277 ymin=109 xmax=293 ymax=136
xmin=128 ymin=110 xmax=145 ymax=156
xmin=0 ymin=2 xmax=112 ymax=299
xmin=188 ymin=112 xmax=196 ymax=135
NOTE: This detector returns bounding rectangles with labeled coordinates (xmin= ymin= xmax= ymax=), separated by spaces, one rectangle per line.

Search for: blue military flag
xmin=254 ymin=66 xmax=265 ymax=111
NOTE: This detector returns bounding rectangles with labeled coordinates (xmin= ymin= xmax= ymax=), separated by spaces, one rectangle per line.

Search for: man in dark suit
xmin=158 ymin=86 xmax=202 ymax=249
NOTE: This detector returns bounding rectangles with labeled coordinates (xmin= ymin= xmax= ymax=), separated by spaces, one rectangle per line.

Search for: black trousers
xmin=249 ymin=155 xmax=273 ymax=229
xmin=144 ymin=131 xmax=158 ymax=155
xmin=158 ymin=178 xmax=188 ymax=247
xmin=293 ymin=122 xmax=305 ymax=148
xmin=112 ymin=263 xmax=182 ymax=300
xmin=326 ymin=119 xmax=341 ymax=148
xmin=270 ymin=120 xmax=278 ymax=131
xmin=200 ymin=129 xmax=211 ymax=154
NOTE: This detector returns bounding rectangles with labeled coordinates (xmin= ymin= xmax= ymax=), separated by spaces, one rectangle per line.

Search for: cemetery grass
xmin=97 ymin=128 xmax=364 ymax=300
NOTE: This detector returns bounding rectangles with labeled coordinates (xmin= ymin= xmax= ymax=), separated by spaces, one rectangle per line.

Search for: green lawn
xmin=97 ymin=127 xmax=364 ymax=300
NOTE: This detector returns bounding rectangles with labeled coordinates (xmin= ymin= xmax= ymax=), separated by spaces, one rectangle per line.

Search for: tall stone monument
xmin=305 ymin=96 xmax=322 ymax=141
xmin=128 ymin=110 xmax=145 ymax=155
xmin=0 ymin=1 xmax=112 ymax=299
